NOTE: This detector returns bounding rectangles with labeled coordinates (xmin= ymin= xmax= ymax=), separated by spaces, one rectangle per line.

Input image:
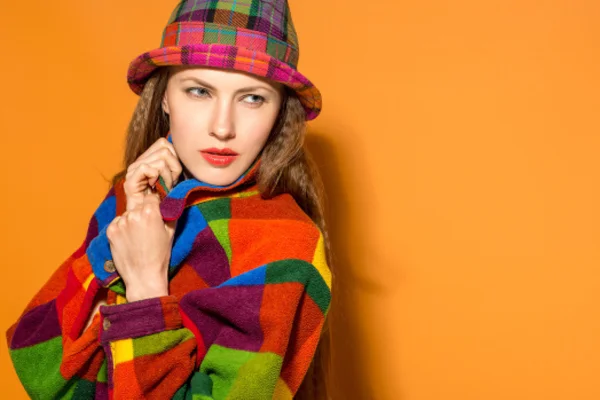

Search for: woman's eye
xmin=186 ymin=87 xmax=210 ymax=97
xmin=186 ymin=87 xmax=265 ymax=106
xmin=244 ymin=94 xmax=265 ymax=105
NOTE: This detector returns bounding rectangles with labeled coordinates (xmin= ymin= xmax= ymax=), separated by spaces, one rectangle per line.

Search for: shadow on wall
xmin=305 ymin=131 xmax=396 ymax=399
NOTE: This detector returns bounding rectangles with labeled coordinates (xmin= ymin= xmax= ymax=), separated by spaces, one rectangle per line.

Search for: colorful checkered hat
xmin=127 ymin=0 xmax=322 ymax=120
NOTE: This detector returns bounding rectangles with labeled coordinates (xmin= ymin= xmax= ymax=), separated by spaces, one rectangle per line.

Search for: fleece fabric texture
xmin=6 ymin=133 xmax=332 ymax=399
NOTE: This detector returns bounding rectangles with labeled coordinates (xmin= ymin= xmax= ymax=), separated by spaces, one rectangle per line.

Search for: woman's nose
xmin=210 ymin=100 xmax=236 ymax=140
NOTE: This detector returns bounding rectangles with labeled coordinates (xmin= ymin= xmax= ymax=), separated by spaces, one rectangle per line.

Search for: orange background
xmin=1 ymin=1 xmax=599 ymax=399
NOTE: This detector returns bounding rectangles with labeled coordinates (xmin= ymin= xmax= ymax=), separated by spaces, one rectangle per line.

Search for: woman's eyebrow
xmin=179 ymin=76 xmax=276 ymax=95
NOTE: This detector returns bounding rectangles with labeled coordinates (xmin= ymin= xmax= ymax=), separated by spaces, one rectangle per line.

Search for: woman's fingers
xmin=143 ymin=163 xmax=161 ymax=187
xmin=123 ymin=137 xmax=182 ymax=212
xmin=143 ymin=193 xmax=177 ymax=238
xmin=136 ymin=137 xmax=176 ymax=164
xmin=124 ymin=163 xmax=157 ymax=211
xmin=127 ymin=148 xmax=181 ymax=189
xmin=145 ymin=147 xmax=182 ymax=184
xmin=128 ymin=139 xmax=178 ymax=177
xmin=146 ymin=160 xmax=172 ymax=189
xmin=126 ymin=160 xmax=171 ymax=195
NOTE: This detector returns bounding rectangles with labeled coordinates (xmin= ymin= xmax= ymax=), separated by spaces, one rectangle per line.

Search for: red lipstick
xmin=199 ymin=147 xmax=239 ymax=167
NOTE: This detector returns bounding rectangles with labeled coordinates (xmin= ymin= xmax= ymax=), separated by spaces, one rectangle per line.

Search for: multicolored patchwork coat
xmin=6 ymin=155 xmax=332 ymax=399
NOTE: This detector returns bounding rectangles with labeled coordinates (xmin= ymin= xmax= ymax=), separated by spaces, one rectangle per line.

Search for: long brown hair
xmin=110 ymin=67 xmax=335 ymax=399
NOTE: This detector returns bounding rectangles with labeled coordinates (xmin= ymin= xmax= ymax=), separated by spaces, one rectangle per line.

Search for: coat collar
xmin=154 ymin=131 xmax=261 ymax=221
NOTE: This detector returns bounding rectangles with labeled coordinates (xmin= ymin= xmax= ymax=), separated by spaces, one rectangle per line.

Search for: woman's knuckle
xmin=142 ymin=204 xmax=154 ymax=215
xmin=108 ymin=217 xmax=121 ymax=231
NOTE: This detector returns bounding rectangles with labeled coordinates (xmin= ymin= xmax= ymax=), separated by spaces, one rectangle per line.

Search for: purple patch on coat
xmin=99 ymin=298 xmax=166 ymax=342
xmin=95 ymin=381 xmax=108 ymax=399
xmin=185 ymin=227 xmax=231 ymax=287
xmin=180 ymin=285 xmax=264 ymax=353
xmin=160 ymin=196 xmax=186 ymax=221
xmin=10 ymin=299 xmax=62 ymax=350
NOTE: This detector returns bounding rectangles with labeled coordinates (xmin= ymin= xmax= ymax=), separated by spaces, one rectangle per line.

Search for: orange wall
xmin=1 ymin=1 xmax=599 ymax=399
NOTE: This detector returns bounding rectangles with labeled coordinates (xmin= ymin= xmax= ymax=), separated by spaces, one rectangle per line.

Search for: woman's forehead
xmin=169 ymin=65 xmax=283 ymax=91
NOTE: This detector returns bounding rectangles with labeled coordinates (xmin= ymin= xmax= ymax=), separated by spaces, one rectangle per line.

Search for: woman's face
xmin=162 ymin=65 xmax=285 ymax=186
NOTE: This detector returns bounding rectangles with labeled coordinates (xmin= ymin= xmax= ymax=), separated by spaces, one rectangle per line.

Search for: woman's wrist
xmin=125 ymin=276 xmax=169 ymax=302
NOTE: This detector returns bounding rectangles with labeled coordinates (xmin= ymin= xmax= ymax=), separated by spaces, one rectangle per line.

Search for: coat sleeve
xmin=96 ymin=294 xmax=198 ymax=399
xmin=96 ymin=229 xmax=332 ymax=400
xmin=5 ymin=185 xmax=120 ymax=399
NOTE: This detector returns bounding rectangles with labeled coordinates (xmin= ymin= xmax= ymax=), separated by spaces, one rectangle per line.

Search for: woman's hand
xmin=106 ymin=192 xmax=177 ymax=302
xmin=124 ymin=137 xmax=183 ymax=212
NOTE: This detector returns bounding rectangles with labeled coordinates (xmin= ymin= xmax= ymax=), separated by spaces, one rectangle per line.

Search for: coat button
xmin=103 ymin=318 xmax=111 ymax=331
xmin=104 ymin=260 xmax=116 ymax=273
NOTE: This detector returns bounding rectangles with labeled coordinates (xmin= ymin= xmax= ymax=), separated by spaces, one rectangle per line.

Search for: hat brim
xmin=127 ymin=44 xmax=322 ymax=121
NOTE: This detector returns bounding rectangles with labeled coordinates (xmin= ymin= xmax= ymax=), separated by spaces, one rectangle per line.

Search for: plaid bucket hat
xmin=127 ymin=0 xmax=322 ymax=121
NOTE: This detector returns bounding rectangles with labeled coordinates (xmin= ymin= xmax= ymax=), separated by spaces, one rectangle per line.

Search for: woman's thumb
xmin=165 ymin=219 xmax=178 ymax=238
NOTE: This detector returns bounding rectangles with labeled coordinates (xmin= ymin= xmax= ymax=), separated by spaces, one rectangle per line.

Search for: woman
xmin=6 ymin=0 xmax=333 ymax=399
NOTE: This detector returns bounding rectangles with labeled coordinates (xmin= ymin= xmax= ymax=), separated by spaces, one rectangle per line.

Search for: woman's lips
xmin=200 ymin=151 xmax=239 ymax=167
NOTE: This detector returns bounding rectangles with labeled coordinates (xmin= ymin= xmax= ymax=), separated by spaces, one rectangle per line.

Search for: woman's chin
xmin=188 ymin=166 xmax=242 ymax=187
